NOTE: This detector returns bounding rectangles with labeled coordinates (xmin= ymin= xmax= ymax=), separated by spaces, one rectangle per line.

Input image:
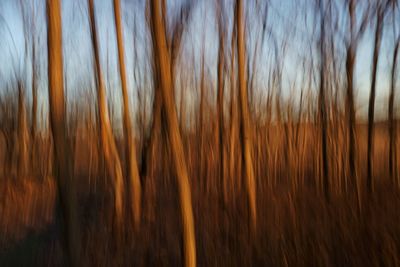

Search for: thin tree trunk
xmin=367 ymin=5 xmax=385 ymax=193
xmin=31 ymin=71 xmax=38 ymax=143
xmin=236 ymin=0 xmax=257 ymax=228
xmin=31 ymin=3 xmax=38 ymax=141
xmin=229 ymin=26 xmax=239 ymax=193
xmin=318 ymin=0 xmax=329 ymax=201
xmin=88 ymin=0 xmax=125 ymax=228
xmin=140 ymin=87 xmax=162 ymax=178
xmin=216 ymin=4 xmax=226 ymax=202
xmin=199 ymin=42 xmax=205 ymax=192
xmin=113 ymin=0 xmax=141 ymax=229
xmin=31 ymin=33 xmax=38 ymax=175
xmin=17 ymin=81 xmax=29 ymax=177
xmin=346 ymin=0 xmax=360 ymax=210
xmin=18 ymin=0 xmax=31 ymax=178
xmin=46 ymin=0 xmax=80 ymax=265
xmin=180 ymin=81 xmax=186 ymax=131
xmin=150 ymin=1 xmax=196 ymax=266
xmin=389 ymin=34 xmax=399 ymax=186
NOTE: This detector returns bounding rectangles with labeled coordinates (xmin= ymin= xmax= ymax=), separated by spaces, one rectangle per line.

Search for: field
xmin=0 ymin=122 xmax=399 ymax=266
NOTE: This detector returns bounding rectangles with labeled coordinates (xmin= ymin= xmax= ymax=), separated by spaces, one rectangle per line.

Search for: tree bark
xmin=389 ymin=32 xmax=399 ymax=186
xmin=318 ymin=0 xmax=330 ymax=201
xmin=229 ymin=26 xmax=239 ymax=193
xmin=113 ymin=0 xmax=142 ymax=229
xmin=46 ymin=0 xmax=81 ymax=265
xmin=346 ymin=0 xmax=360 ymax=210
xmin=149 ymin=1 xmax=196 ymax=266
xmin=17 ymin=81 xmax=29 ymax=177
xmin=236 ymin=0 xmax=257 ymax=228
xmin=216 ymin=2 xmax=226 ymax=202
xmin=367 ymin=5 xmax=385 ymax=194
xmin=88 ymin=0 xmax=125 ymax=229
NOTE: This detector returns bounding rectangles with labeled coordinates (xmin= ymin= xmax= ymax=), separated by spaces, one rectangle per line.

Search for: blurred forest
xmin=0 ymin=0 xmax=400 ymax=266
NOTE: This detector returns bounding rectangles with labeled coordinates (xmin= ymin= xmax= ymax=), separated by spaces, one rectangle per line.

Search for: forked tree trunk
xmin=46 ymin=0 xmax=80 ymax=265
xmin=141 ymin=0 xmax=190 ymax=181
xmin=113 ymin=0 xmax=141 ymax=229
xmin=88 ymin=0 xmax=124 ymax=228
xmin=236 ymin=0 xmax=257 ymax=228
xmin=150 ymin=0 xmax=196 ymax=266
xmin=140 ymin=5 xmax=164 ymax=181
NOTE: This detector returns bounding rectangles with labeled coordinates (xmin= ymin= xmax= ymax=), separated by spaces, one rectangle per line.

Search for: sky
xmin=0 ymin=0 xmax=399 ymax=123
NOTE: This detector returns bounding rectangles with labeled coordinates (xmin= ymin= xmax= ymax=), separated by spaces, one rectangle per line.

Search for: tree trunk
xmin=216 ymin=5 xmax=226 ymax=202
xmin=318 ymin=0 xmax=329 ymax=201
xmin=389 ymin=35 xmax=399 ymax=186
xmin=346 ymin=0 xmax=360 ymax=210
xmin=229 ymin=26 xmax=239 ymax=193
xmin=31 ymin=32 xmax=38 ymax=176
xmin=31 ymin=3 xmax=38 ymax=141
xmin=367 ymin=6 xmax=384 ymax=193
xmin=236 ymin=0 xmax=257 ymax=228
xmin=88 ymin=0 xmax=125 ymax=229
xmin=46 ymin=0 xmax=81 ymax=265
xmin=31 ymin=45 xmax=37 ymax=140
xmin=17 ymin=81 xmax=29 ymax=177
xmin=150 ymin=1 xmax=196 ymax=266
xmin=113 ymin=0 xmax=142 ymax=229
xmin=199 ymin=42 xmax=205 ymax=192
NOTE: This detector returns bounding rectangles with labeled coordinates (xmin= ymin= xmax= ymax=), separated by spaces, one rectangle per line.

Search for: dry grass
xmin=0 ymin=121 xmax=399 ymax=266
xmin=0 ymin=177 xmax=55 ymax=247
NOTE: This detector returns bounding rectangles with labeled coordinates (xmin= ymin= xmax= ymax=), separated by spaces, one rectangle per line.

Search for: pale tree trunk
xmin=88 ymin=0 xmax=124 ymax=228
xmin=150 ymin=0 xmax=196 ymax=266
xmin=113 ymin=0 xmax=141 ymax=229
xmin=46 ymin=0 xmax=81 ymax=265
xmin=236 ymin=0 xmax=257 ymax=228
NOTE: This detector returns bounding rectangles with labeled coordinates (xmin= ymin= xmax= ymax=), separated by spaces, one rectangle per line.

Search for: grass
xmin=0 ymin=120 xmax=399 ymax=266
